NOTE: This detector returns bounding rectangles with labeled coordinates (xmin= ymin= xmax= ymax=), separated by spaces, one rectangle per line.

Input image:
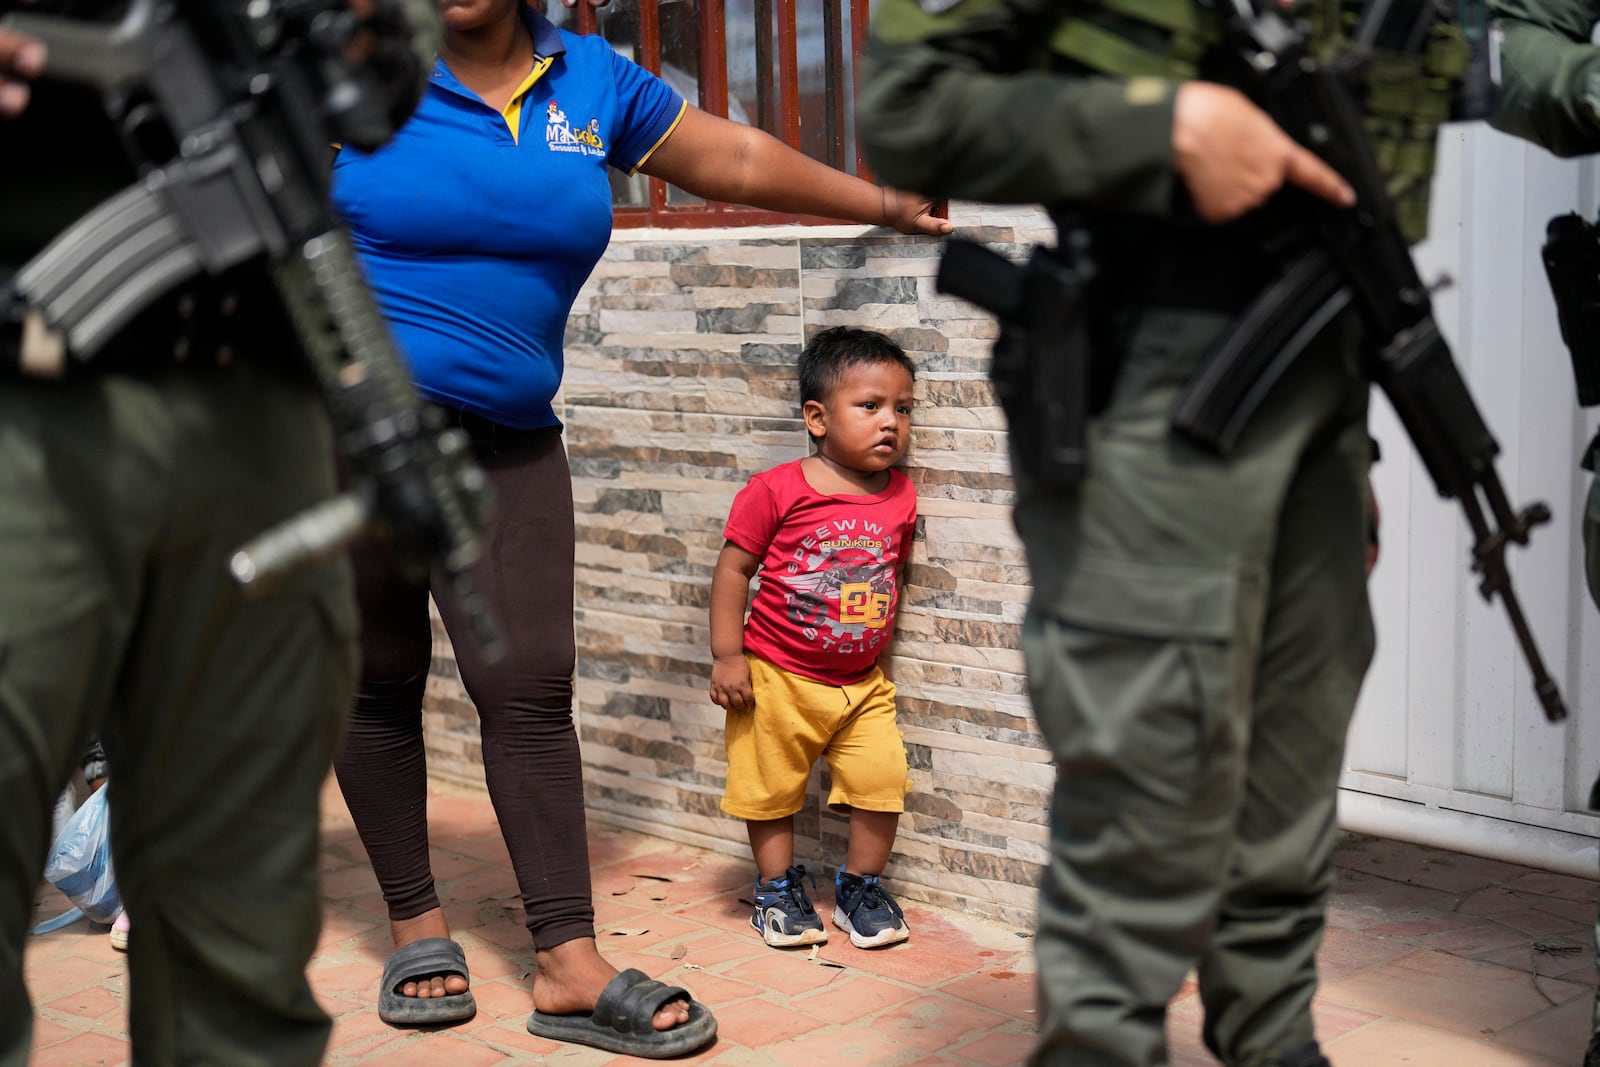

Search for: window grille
xmin=546 ymin=0 xmax=875 ymax=228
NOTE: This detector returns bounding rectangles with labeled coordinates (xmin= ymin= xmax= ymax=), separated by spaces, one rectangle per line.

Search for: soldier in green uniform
xmin=1486 ymin=5 xmax=1600 ymax=1062
xmin=0 ymin=5 xmax=396 ymax=1063
xmin=858 ymin=1 xmax=1462 ymax=1064
xmin=1493 ymin=0 xmax=1600 ymax=606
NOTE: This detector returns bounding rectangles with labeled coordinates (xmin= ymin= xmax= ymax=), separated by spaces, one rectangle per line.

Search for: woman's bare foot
xmin=390 ymin=909 xmax=470 ymax=999
xmin=532 ymin=938 xmax=689 ymax=1030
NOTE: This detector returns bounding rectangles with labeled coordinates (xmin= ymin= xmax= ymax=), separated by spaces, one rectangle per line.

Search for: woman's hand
xmin=881 ymin=188 xmax=953 ymax=237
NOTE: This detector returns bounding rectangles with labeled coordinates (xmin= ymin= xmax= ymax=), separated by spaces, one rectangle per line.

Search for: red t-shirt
xmin=723 ymin=460 xmax=917 ymax=686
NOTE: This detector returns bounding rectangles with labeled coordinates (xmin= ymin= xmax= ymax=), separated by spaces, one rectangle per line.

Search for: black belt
xmin=1083 ymin=215 xmax=1283 ymax=316
xmin=440 ymin=408 xmax=559 ymax=455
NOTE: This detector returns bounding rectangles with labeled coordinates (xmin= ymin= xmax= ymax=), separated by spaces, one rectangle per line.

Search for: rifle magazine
xmin=1171 ymin=249 xmax=1347 ymax=454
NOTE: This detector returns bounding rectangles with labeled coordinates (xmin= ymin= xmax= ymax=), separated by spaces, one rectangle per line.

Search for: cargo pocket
xmin=1026 ymin=557 xmax=1247 ymax=834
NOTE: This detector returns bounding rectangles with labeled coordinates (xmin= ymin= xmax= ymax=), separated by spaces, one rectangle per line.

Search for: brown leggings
xmin=334 ymin=421 xmax=593 ymax=952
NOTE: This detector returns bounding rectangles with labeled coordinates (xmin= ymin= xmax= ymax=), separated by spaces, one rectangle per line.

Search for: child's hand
xmin=710 ymin=655 xmax=755 ymax=712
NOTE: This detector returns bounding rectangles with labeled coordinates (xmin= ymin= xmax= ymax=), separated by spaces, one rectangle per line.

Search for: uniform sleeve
xmin=723 ymin=477 xmax=781 ymax=559
xmin=604 ymin=44 xmax=688 ymax=174
xmin=857 ymin=0 xmax=1180 ymax=216
xmin=1491 ymin=0 xmax=1600 ymax=155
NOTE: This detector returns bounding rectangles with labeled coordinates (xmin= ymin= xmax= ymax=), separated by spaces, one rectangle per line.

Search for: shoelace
xmin=758 ymin=870 xmax=818 ymax=917
xmin=842 ymin=875 xmax=891 ymax=918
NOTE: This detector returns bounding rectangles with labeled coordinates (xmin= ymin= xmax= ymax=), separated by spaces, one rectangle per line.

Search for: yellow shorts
xmin=721 ymin=654 xmax=912 ymax=821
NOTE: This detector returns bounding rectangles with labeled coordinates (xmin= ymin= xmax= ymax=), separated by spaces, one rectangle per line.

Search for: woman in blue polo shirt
xmin=328 ymin=0 xmax=949 ymax=1057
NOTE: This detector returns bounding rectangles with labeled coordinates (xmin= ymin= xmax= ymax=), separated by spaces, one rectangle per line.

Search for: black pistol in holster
xmin=1540 ymin=213 xmax=1600 ymax=410
xmin=1170 ymin=0 xmax=1567 ymax=721
xmin=2 ymin=0 xmax=502 ymax=658
xmin=934 ymin=232 xmax=1096 ymax=489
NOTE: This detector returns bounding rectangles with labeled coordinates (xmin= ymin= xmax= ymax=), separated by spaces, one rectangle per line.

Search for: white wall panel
xmin=1343 ymin=123 xmax=1600 ymax=878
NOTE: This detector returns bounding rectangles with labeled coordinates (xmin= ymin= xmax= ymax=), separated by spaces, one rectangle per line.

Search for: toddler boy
xmin=709 ymin=326 xmax=917 ymax=949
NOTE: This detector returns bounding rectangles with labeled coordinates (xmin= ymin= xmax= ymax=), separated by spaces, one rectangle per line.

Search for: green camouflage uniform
xmin=1491 ymin=0 xmax=1600 ymax=616
xmin=857 ymin=0 xmax=1454 ymax=1063
xmin=1488 ymin=2 xmax=1600 ymax=1060
xmin=0 ymin=23 xmax=359 ymax=1067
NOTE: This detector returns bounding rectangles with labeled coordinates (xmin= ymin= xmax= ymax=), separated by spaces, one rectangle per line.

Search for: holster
xmin=1541 ymin=212 xmax=1600 ymax=407
xmin=936 ymin=233 xmax=1097 ymax=489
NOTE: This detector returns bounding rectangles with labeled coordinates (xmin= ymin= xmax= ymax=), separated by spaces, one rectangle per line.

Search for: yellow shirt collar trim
xmin=503 ymin=55 xmax=556 ymax=144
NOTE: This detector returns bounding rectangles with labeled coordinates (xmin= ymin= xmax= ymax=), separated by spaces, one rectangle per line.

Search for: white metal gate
xmin=1341 ymin=123 xmax=1600 ymax=878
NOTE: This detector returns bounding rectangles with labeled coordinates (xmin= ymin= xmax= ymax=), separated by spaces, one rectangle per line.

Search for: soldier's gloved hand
xmin=1172 ymin=81 xmax=1354 ymax=222
xmin=0 ymin=22 xmax=45 ymax=118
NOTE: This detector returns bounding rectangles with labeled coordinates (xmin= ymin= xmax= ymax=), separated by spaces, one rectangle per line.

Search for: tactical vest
xmin=1049 ymin=0 xmax=1466 ymax=243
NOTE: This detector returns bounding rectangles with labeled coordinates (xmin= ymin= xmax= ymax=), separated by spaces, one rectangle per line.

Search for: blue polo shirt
xmin=331 ymin=10 xmax=685 ymax=428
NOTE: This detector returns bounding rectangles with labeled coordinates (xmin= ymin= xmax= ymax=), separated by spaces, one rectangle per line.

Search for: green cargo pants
xmin=1581 ymin=460 xmax=1600 ymax=1067
xmin=1015 ymin=307 xmax=1375 ymax=1067
xmin=0 ymin=360 xmax=358 ymax=1067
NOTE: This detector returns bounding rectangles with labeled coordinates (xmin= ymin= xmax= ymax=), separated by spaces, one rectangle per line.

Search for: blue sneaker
xmin=751 ymin=865 xmax=827 ymax=947
xmin=833 ymin=871 xmax=909 ymax=948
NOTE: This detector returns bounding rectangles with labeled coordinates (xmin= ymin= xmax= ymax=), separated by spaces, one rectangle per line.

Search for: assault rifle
xmin=1171 ymin=0 xmax=1565 ymax=720
xmin=2 ymin=0 xmax=502 ymax=657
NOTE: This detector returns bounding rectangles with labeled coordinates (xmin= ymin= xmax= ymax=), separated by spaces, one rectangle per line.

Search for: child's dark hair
xmin=798 ymin=326 xmax=915 ymax=408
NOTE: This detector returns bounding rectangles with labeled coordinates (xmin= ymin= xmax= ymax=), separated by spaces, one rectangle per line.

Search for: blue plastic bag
xmin=41 ymin=787 xmax=121 ymax=925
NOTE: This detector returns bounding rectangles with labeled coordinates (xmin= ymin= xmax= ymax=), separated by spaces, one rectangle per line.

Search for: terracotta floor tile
xmin=950 ymin=1029 xmax=1039 ymax=1066
xmin=464 ymin=976 xmax=534 ymax=1020
xmin=1314 ymin=925 xmax=1420 ymax=982
xmin=791 ymin=973 xmax=920 ymax=1023
xmin=667 ymin=968 xmax=763 ymax=1009
xmin=669 ymin=929 xmax=774 ymax=969
xmin=771 ymin=1024 xmax=926 ymax=1066
xmin=1460 ymin=887 xmax=1535 ymax=916
xmin=308 ymin=958 xmax=385 ymax=998
xmin=326 ymin=1004 xmax=401 ymax=1054
xmin=874 ymin=994 xmax=1010 ymax=1052
xmin=1325 ymin=1017 xmax=1567 ymax=1066
xmin=708 ymin=993 xmax=828 ymax=1048
xmin=1333 ymin=837 xmax=1533 ymax=895
xmin=26 ymin=1015 xmax=78 ymax=1051
xmin=1489 ymin=992 xmax=1594 ymax=1062
xmin=1309 ymin=998 xmax=1384 ymax=1044
xmin=1317 ymin=948 xmax=1587 ymax=1037
xmin=467 ymin=918 xmax=533 ymax=952
xmin=29 ymin=1031 xmax=130 ymax=1067
xmin=1489 ymin=907 xmax=1591 ymax=939
xmin=724 ymin=951 xmax=852 ymax=997
xmin=1529 ymin=895 xmax=1600 ymax=926
xmin=1476 ymin=939 xmax=1593 ymax=983
xmin=1414 ymin=919 xmax=1535 ymax=959
xmin=460 ymin=1017 xmax=567 ymax=1057
xmin=937 ymin=968 xmax=1038 ymax=1021
xmin=321 ymin=863 xmax=384 ymax=901
xmin=355 ymin=1030 xmax=515 ymax=1066
xmin=24 ymin=954 xmax=122 ymax=995
xmin=1502 ymin=872 xmax=1600 ymax=904
xmin=1330 ymin=870 xmax=1464 ymax=924
xmin=41 ymin=984 xmax=122 ymax=1023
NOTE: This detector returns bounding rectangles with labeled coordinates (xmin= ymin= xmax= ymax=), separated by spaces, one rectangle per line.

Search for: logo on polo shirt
xmin=545 ymin=100 xmax=606 ymax=158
